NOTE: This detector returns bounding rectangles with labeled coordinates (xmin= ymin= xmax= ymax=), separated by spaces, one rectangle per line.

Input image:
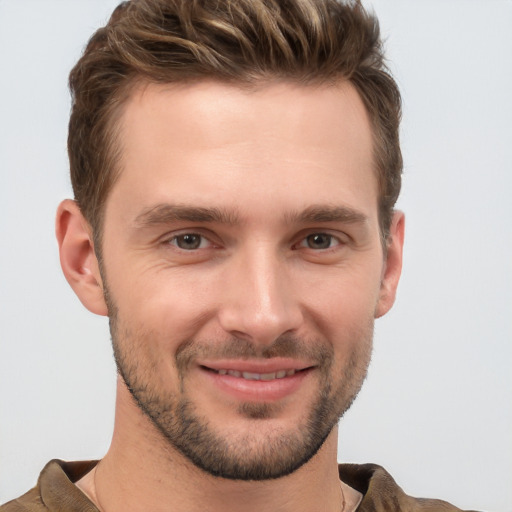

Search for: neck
xmin=78 ymin=378 xmax=358 ymax=512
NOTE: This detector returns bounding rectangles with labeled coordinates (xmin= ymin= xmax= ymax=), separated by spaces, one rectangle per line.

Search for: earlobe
xmin=375 ymin=211 xmax=405 ymax=319
xmin=56 ymin=199 xmax=108 ymax=316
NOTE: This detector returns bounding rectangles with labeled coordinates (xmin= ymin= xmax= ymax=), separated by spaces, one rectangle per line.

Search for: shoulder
xmin=339 ymin=463 xmax=480 ymax=512
xmin=0 ymin=487 xmax=47 ymax=512
xmin=1 ymin=460 xmax=98 ymax=512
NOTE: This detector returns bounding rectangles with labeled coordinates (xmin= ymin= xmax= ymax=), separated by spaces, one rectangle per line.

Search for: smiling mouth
xmin=202 ymin=367 xmax=301 ymax=381
xmin=198 ymin=363 xmax=313 ymax=401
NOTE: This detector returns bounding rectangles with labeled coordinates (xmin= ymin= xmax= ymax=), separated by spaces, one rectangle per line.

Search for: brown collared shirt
xmin=1 ymin=460 xmax=479 ymax=512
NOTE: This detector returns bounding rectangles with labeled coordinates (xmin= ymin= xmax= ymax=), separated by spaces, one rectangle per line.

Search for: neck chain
xmin=340 ymin=481 xmax=346 ymax=512
xmin=88 ymin=465 xmax=350 ymax=512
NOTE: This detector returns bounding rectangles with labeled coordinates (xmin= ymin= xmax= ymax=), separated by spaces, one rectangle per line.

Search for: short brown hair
xmin=68 ymin=0 xmax=402 ymax=242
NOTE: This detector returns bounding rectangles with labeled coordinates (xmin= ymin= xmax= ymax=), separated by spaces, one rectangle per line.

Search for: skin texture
xmin=57 ymin=80 xmax=404 ymax=512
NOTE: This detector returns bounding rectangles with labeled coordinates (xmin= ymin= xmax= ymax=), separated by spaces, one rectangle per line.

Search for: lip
xmin=197 ymin=358 xmax=314 ymax=402
xmin=199 ymin=358 xmax=313 ymax=374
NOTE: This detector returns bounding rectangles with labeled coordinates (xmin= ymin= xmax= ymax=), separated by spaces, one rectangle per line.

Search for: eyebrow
xmin=133 ymin=203 xmax=368 ymax=228
xmin=284 ymin=204 xmax=368 ymax=225
xmin=134 ymin=204 xmax=241 ymax=227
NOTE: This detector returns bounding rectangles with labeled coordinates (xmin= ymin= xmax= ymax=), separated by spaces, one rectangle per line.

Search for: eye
xmin=299 ymin=233 xmax=340 ymax=250
xmin=169 ymin=233 xmax=210 ymax=250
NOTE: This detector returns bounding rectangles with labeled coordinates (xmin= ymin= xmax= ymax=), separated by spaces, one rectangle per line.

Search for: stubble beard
xmin=106 ymin=293 xmax=373 ymax=481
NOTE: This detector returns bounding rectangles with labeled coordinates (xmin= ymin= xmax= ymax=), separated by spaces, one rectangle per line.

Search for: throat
xmin=75 ymin=465 xmax=101 ymax=510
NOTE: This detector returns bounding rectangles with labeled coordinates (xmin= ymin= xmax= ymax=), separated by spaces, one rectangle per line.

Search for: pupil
xmin=308 ymin=234 xmax=330 ymax=249
xmin=178 ymin=234 xmax=200 ymax=249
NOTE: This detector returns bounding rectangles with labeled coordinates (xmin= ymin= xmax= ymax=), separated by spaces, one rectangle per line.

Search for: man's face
xmin=98 ymin=81 xmax=398 ymax=480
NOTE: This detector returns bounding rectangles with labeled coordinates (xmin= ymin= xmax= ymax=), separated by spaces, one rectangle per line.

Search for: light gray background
xmin=1 ymin=1 xmax=511 ymax=510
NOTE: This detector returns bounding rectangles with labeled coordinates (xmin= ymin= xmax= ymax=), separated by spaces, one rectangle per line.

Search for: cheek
xmin=301 ymin=261 xmax=383 ymax=328
xmin=110 ymin=299 xmax=184 ymax=394
xmin=111 ymin=265 xmax=219 ymax=346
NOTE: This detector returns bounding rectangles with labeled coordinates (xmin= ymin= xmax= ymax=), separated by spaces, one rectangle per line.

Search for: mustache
xmin=175 ymin=333 xmax=333 ymax=371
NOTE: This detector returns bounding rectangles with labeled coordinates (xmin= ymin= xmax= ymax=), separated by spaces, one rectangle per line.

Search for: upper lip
xmin=198 ymin=358 xmax=314 ymax=373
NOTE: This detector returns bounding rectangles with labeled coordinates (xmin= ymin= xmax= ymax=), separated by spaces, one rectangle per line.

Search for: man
xmin=0 ymin=0 xmax=481 ymax=511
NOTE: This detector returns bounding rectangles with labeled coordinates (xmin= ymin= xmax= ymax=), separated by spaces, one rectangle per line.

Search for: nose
xmin=217 ymin=244 xmax=304 ymax=345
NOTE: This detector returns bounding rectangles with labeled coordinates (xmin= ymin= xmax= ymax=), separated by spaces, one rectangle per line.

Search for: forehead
xmin=119 ymin=79 xmax=373 ymax=157
xmin=107 ymin=80 xmax=377 ymax=222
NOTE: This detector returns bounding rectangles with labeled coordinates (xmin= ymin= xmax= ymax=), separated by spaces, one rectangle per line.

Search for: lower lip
xmin=199 ymin=367 xmax=312 ymax=402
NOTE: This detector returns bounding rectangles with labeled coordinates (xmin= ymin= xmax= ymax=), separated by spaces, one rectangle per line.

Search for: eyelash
xmin=295 ymin=233 xmax=341 ymax=251
xmin=167 ymin=233 xmax=214 ymax=251
xmin=165 ymin=231 xmax=344 ymax=252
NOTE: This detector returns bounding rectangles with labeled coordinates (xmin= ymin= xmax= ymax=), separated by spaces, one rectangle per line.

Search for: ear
xmin=56 ymin=199 xmax=108 ymax=316
xmin=375 ymin=211 xmax=405 ymax=319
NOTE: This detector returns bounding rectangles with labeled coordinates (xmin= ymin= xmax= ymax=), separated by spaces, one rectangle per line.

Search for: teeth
xmin=216 ymin=369 xmax=297 ymax=380
xmin=242 ymin=372 xmax=261 ymax=380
